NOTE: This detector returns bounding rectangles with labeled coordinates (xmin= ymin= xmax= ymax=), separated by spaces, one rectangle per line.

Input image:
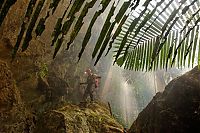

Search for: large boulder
xmin=0 ymin=61 xmax=32 ymax=133
xmin=36 ymin=102 xmax=124 ymax=133
xmin=0 ymin=61 xmax=21 ymax=111
xmin=129 ymin=66 xmax=200 ymax=133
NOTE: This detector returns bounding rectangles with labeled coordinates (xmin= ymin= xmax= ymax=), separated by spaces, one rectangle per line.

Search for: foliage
xmin=0 ymin=0 xmax=17 ymax=27
xmin=12 ymin=0 xmax=37 ymax=59
xmin=38 ymin=63 xmax=48 ymax=78
xmin=67 ymin=0 xmax=98 ymax=48
xmin=3 ymin=0 xmax=200 ymax=71
xmin=114 ymin=0 xmax=200 ymax=71
xmin=21 ymin=0 xmax=46 ymax=52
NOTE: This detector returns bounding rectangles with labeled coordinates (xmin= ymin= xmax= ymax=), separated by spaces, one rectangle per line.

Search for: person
xmin=80 ymin=69 xmax=101 ymax=101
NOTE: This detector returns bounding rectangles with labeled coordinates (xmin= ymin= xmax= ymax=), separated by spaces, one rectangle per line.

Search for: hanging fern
xmin=106 ymin=0 xmax=140 ymax=56
xmin=67 ymin=0 xmax=98 ymax=48
xmin=53 ymin=0 xmax=85 ymax=58
xmin=49 ymin=0 xmax=61 ymax=14
xmin=113 ymin=0 xmax=200 ymax=71
xmin=92 ymin=0 xmax=120 ymax=60
xmin=0 ymin=0 xmax=17 ymax=27
xmin=114 ymin=0 xmax=153 ymax=64
xmin=0 ymin=0 xmax=5 ymax=11
xmin=78 ymin=0 xmax=112 ymax=60
xmin=12 ymin=0 xmax=37 ymax=59
xmin=7 ymin=0 xmax=200 ymax=71
xmin=35 ymin=0 xmax=62 ymax=37
xmin=51 ymin=0 xmax=73 ymax=46
xmin=21 ymin=0 xmax=46 ymax=52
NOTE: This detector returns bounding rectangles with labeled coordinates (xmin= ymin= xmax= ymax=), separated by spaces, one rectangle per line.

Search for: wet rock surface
xmin=129 ymin=66 xmax=200 ymax=133
xmin=36 ymin=101 xmax=124 ymax=133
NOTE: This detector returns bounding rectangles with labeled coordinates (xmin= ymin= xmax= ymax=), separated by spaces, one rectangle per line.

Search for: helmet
xmin=85 ymin=68 xmax=92 ymax=74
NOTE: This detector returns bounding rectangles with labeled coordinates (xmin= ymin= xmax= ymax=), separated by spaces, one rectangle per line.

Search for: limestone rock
xmin=0 ymin=60 xmax=21 ymax=111
xmin=129 ymin=66 xmax=200 ymax=133
xmin=36 ymin=102 xmax=124 ymax=133
xmin=0 ymin=60 xmax=29 ymax=133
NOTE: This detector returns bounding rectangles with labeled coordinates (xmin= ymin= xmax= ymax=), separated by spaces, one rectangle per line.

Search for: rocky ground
xmin=129 ymin=66 xmax=200 ymax=133
xmin=35 ymin=101 xmax=124 ymax=133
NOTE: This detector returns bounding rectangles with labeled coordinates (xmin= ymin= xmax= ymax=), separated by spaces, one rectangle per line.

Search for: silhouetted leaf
xmin=92 ymin=1 xmax=117 ymax=59
xmin=51 ymin=0 xmax=73 ymax=46
xmin=0 ymin=0 xmax=17 ymax=27
xmin=22 ymin=0 xmax=46 ymax=52
xmin=67 ymin=0 xmax=98 ymax=48
xmin=12 ymin=0 xmax=37 ymax=59
xmin=78 ymin=0 xmax=112 ymax=60
xmin=0 ymin=0 xmax=5 ymax=11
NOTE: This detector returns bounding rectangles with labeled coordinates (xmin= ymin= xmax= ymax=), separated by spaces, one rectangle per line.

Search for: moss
xmin=38 ymin=102 xmax=123 ymax=133
xmin=38 ymin=63 xmax=48 ymax=78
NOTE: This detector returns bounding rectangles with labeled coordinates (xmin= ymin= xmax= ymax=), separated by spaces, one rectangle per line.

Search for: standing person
xmin=80 ymin=69 xmax=101 ymax=101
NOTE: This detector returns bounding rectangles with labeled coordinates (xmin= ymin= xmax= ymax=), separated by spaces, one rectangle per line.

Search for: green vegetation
xmin=67 ymin=0 xmax=98 ymax=48
xmin=53 ymin=0 xmax=85 ymax=57
xmin=7 ymin=0 xmax=200 ymax=71
xmin=92 ymin=1 xmax=119 ymax=59
xmin=35 ymin=0 xmax=62 ymax=37
xmin=12 ymin=0 xmax=37 ymax=59
xmin=78 ymin=0 xmax=112 ymax=60
xmin=38 ymin=63 xmax=48 ymax=78
xmin=35 ymin=17 xmax=46 ymax=37
xmin=49 ymin=0 xmax=61 ymax=14
xmin=22 ymin=0 xmax=46 ymax=52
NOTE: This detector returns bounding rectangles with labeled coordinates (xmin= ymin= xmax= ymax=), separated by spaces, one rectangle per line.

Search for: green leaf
xmin=67 ymin=0 xmax=98 ymax=48
xmin=12 ymin=0 xmax=37 ymax=59
xmin=0 ymin=0 xmax=17 ymax=27
xmin=78 ymin=0 xmax=112 ymax=60
xmin=22 ymin=0 xmax=46 ymax=52
xmin=192 ymin=26 xmax=199 ymax=67
xmin=116 ymin=56 xmax=125 ymax=67
xmin=53 ymin=37 xmax=63 ymax=59
xmin=92 ymin=1 xmax=117 ymax=59
xmin=51 ymin=0 xmax=73 ymax=46
xmin=49 ymin=0 xmax=62 ymax=14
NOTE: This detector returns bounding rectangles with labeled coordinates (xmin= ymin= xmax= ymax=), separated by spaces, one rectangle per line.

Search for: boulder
xmin=36 ymin=101 xmax=124 ymax=133
xmin=0 ymin=61 xmax=31 ymax=133
xmin=129 ymin=66 xmax=200 ymax=133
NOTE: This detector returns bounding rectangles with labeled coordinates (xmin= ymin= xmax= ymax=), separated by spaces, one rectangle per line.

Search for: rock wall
xmin=0 ymin=60 xmax=31 ymax=133
xmin=129 ymin=66 xmax=200 ymax=133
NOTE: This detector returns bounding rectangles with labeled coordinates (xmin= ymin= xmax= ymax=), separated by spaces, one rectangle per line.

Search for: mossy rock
xmin=36 ymin=101 xmax=124 ymax=133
